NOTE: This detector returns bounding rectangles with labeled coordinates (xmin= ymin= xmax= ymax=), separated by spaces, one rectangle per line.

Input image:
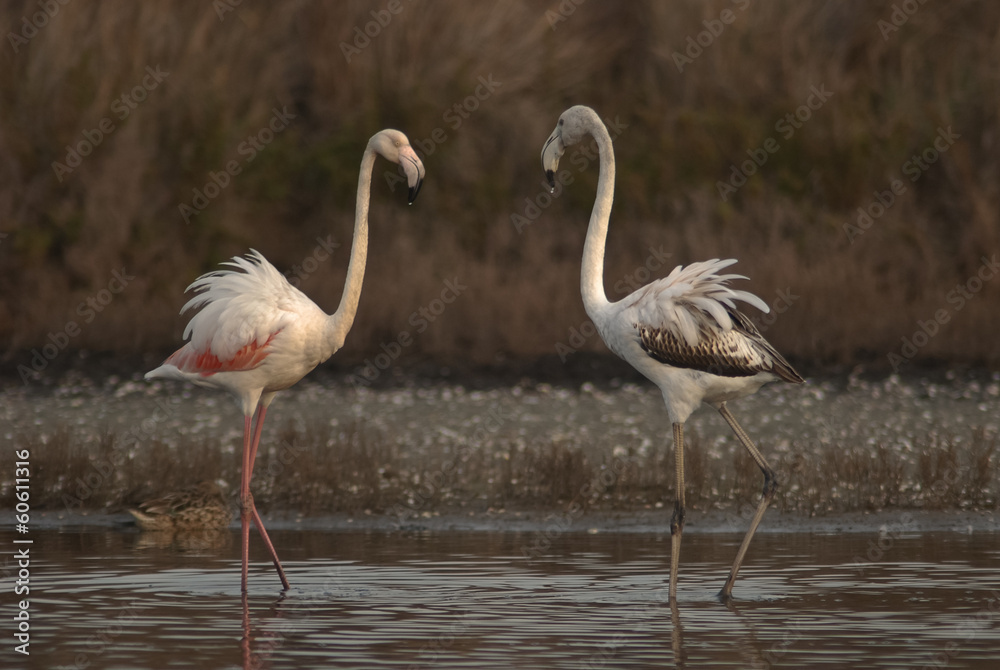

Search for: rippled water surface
xmin=4 ymin=372 xmax=1000 ymax=666
xmin=12 ymin=526 xmax=1000 ymax=669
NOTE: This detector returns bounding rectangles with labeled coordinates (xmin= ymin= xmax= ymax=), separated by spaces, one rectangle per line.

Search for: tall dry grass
xmin=1 ymin=0 xmax=998 ymax=373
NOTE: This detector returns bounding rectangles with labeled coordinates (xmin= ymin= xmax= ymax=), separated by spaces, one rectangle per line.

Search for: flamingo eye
xmin=558 ymin=119 xmax=564 ymax=126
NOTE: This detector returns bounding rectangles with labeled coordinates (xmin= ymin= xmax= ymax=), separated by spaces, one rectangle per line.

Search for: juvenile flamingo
xmin=541 ymin=106 xmax=803 ymax=601
xmin=147 ymin=129 xmax=424 ymax=592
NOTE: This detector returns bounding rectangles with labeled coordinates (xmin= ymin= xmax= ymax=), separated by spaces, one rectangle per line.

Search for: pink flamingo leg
xmin=240 ymin=591 xmax=252 ymax=667
xmin=242 ymin=404 xmax=290 ymax=591
xmin=250 ymin=505 xmax=288 ymax=589
xmin=247 ymin=403 xmax=266 ymax=475
xmin=240 ymin=414 xmax=253 ymax=593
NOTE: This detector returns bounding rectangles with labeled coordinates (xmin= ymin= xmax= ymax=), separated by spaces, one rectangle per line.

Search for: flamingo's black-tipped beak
xmin=399 ymin=146 xmax=426 ymax=206
xmin=541 ymin=129 xmax=564 ymax=194
xmin=408 ymin=178 xmax=423 ymax=205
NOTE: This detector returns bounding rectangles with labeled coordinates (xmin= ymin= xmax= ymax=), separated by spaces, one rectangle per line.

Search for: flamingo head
xmin=541 ymin=105 xmax=599 ymax=192
xmin=371 ymin=129 xmax=425 ymax=204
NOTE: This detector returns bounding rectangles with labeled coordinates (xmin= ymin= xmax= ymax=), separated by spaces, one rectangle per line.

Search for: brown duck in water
xmin=129 ymin=480 xmax=233 ymax=532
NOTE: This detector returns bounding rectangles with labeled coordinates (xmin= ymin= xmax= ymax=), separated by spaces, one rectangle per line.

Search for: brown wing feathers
xmin=636 ymin=307 xmax=803 ymax=383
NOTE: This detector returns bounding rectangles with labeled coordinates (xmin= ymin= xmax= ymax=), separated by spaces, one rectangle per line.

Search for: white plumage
xmin=147 ymin=250 xmax=332 ymax=416
xmin=146 ymin=129 xmax=425 ymax=593
xmin=626 ymin=258 xmax=768 ymax=346
xmin=180 ymin=250 xmax=308 ymax=362
xmin=542 ymin=105 xmax=803 ymax=601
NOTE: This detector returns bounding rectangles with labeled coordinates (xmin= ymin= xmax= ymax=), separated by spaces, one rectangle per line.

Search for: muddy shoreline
xmin=5 ymin=348 xmax=1000 ymax=393
xmin=4 ymin=357 xmax=998 ymax=520
xmin=9 ymin=508 xmax=999 ymax=535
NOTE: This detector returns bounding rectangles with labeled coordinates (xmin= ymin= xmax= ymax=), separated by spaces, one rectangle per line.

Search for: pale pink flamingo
xmin=541 ymin=106 xmax=803 ymax=601
xmin=146 ymin=129 xmax=424 ymax=592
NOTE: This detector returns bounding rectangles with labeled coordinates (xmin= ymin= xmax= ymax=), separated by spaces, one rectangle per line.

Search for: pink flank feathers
xmin=164 ymin=332 xmax=279 ymax=376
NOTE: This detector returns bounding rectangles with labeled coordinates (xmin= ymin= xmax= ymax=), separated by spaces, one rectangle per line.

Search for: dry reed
xmin=1 ymin=1 xmax=998 ymax=373
xmin=8 ymin=419 xmax=996 ymax=516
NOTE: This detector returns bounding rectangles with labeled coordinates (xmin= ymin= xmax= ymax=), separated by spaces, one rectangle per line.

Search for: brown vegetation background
xmin=2 ymin=0 xmax=999 ymax=375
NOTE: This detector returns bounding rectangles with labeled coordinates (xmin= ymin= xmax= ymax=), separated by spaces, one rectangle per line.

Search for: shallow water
xmin=4 ymin=372 xmax=1000 ymax=666
xmin=9 ymin=526 xmax=1000 ymax=669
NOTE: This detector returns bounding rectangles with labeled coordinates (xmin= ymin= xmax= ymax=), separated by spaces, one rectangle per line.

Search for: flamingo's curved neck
xmin=328 ymin=145 xmax=376 ymax=349
xmin=581 ymin=115 xmax=615 ymax=318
